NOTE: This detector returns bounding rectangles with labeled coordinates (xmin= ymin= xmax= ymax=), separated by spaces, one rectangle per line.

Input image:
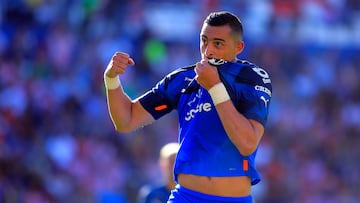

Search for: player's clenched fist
xmin=104 ymin=52 xmax=135 ymax=78
xmin=195 ymin=59 xmax=221 ymax=90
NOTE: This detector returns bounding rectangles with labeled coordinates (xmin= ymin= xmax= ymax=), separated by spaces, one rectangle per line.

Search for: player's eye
xmin=214 ymin=41 xmax=224 ymax=47
xmin=201 ymin=38 xmax=208 ymax=45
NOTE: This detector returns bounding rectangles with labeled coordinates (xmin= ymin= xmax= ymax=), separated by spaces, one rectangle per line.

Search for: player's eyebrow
xmin=212 ymin=38 xmax=226 ymax=42
xmin=201 ymin=35 xmax=226 ymax=42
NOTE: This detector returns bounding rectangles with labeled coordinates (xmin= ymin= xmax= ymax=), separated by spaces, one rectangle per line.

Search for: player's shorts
xmin=167 ymin=184 xmax=253 ymax=203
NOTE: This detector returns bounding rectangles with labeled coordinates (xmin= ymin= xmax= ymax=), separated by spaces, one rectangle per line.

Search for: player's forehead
xmin=200 ymin=23 xmax=232 ymax=40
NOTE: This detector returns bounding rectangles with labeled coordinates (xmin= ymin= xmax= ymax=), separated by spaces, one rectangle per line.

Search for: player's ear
xmin=236 ymin=41 xmax=244 ymax=55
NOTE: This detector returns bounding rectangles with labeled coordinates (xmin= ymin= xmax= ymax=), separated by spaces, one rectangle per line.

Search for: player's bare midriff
xmin=178 ymin=174 xmax=251 ymax=197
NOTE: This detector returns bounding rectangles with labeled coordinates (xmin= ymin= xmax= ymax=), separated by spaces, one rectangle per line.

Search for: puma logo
xmin=260 ymin=96 xmax=269 ymax=107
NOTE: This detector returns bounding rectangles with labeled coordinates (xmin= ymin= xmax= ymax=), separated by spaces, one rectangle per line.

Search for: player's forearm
xmin=215 ymin=101 xmax=263 ymax=156
xmin=106 ymin=87 xmax=134 ymax=133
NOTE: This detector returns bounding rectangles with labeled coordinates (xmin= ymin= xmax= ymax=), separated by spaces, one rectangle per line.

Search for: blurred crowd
xmin=1 ymin=0 xmax=360 ymax=202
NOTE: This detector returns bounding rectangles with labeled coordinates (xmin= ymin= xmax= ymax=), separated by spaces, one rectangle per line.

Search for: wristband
xmin=104 ymin=75 xmax=121 ymax=90
xmin=208 ymin=82 xmax=230 ymax=105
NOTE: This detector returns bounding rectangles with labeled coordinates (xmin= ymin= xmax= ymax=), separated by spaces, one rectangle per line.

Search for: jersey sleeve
xmin=220 ymin=62 xmax=272 ymax=127
xmin=138 ymin=67 xmax=194 ymax=120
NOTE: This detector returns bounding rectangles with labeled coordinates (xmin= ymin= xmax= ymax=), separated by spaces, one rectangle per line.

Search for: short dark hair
xmin=204 ymin=11 xmax=243 ymax=40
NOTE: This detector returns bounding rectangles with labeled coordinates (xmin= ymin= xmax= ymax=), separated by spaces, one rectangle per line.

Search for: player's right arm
xmin=104 ymin=52 xmax=155 ymax=133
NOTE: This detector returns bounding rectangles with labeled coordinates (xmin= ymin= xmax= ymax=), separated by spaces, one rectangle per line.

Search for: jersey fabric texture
xmin=168 ymin=184 xmax=253 ymax=203
xmin=138 ymin=60 xmax=272 ymax=186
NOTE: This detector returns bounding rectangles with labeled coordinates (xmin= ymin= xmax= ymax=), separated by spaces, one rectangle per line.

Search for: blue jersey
xmin=139 ymin=60 xmax=272 ymax=185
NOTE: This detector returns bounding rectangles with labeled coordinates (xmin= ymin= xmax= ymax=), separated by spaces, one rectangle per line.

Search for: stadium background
xmin=0 ymin=0 xmax=359 ymax=202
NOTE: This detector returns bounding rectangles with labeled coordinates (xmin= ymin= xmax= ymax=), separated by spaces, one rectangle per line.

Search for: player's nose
xmin=204 ymin=45 xmax=215 ymax=58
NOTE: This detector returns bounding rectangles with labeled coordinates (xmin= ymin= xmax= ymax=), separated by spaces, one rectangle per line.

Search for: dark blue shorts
xmin=167 ymin=184 xmax=253 ymax=203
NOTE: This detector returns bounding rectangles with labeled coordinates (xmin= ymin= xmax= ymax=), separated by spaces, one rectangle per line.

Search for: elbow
xmin=239 ymin=147 xmax=256 ymax=156
xmin=115 ymin=127 xmax=130 ymax=134
xmin=113 ymin=123 xmax=133 ymax=134
xmin=238 ymin=142 xmax=258 ymax=156
xmin=237 ymin=128 xmax=263 ymax=156
xmin=110 ymin=116 xmax=136 ymax=133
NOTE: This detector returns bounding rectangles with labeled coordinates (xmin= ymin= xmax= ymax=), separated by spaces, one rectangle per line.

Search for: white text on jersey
xmin=185 ymin=102 xmax=212 ymax=121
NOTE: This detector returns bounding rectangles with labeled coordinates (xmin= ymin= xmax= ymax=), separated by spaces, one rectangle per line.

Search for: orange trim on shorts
xmin=243 ymin=160 xmax=249 ymax=171
xmin=155 ymin=104 xmax=168 ymax=111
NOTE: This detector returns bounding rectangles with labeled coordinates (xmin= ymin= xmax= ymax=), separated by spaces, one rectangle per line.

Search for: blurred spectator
xmin=137 ymin=142 xmax=179 ymax=203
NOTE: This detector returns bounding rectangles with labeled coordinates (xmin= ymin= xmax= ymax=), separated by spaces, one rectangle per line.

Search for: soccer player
xmin=104 ymin=11 xmax=272 ymax=203
xmin=137 ymin=142 xmax=179 ymax=203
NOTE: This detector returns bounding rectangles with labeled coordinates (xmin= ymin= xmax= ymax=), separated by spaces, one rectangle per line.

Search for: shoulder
xmin=236 ymin=60 xmax=271 ymax=87
xmin=220 ymin=60 xmax=272 ymax=95
xmin=164 ymin=64 xmax=195 ymax=81
xmin=158 ymin=64 xmax=196 ymax=91
xmin=219 ymin=60 xmax=272 ymax=98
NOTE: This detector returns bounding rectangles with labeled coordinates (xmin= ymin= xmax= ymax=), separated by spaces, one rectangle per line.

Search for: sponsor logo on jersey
xmin=187 ymin=89 xmax=202 ymax=106
xmin=260 ymin=96 xmax=270 ymax=107
xmin=185 ymin=102 xmax=212 ymax=121
xmin=255 ymin=85 xmax=272 ymax=97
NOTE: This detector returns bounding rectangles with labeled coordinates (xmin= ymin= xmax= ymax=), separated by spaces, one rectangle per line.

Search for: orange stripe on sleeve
xmin=155 ymin=104 xmax=168 ymax=111
xmin=243 ymin=160 xmax=249 ymax=171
